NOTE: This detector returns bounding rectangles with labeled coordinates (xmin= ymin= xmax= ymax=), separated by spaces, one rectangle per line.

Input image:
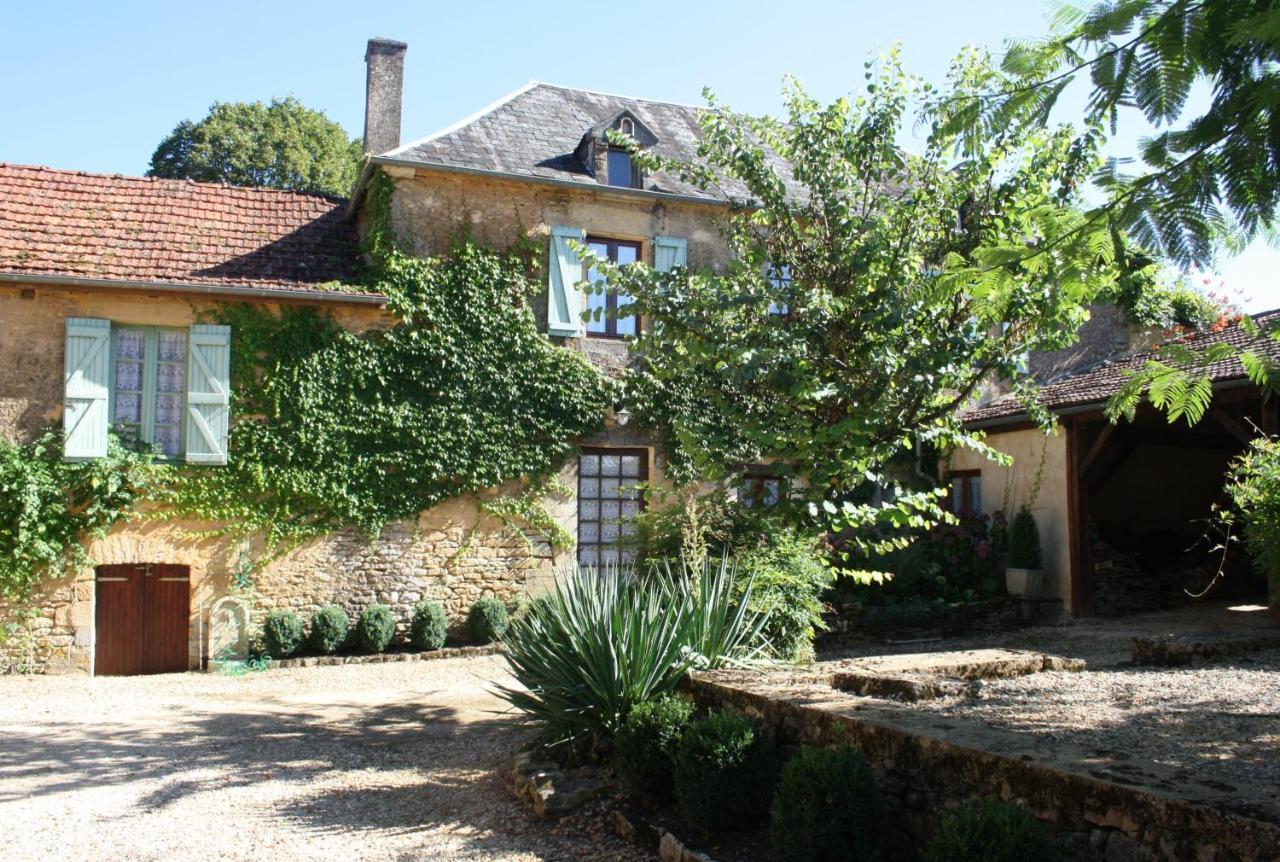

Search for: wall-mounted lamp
xmin=614 ymin=404 xmax=631 ymax=426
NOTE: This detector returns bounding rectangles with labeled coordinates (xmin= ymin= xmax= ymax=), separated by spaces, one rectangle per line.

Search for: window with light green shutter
xmin=654 ymin=236 xmax=687 ymax=273
xmin=548 ymin=225 xmax=585 ymax=336
xmin=109 ymin=326 xmax=188 ymax=458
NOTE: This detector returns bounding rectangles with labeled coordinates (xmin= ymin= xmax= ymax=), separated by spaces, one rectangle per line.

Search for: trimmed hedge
xmin=356 ymin=604 xmax=395 ymax=653
xmin=923 ymin=798 xmax=1060 ymax=862
xmin=261 ymin=610 xmax=304 ymax=658
xmin=466 ymin=596 xmax=509 ymax=643
xmin=673 ymin=709 xmax=776 ymax=835
xmin=308 ymin=605 xmax=350 ymax=655
xmin=770 ymin=743 xmax=882 ymax=862
xmin=613 ymin=695 xmax=695 ymax=802
xmin=410 ymin=600 xmax=447 ymax=651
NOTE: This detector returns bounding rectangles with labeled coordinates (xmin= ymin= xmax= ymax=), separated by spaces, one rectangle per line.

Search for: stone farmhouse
xmin=0 ymin=38 xmax=763 ymax=675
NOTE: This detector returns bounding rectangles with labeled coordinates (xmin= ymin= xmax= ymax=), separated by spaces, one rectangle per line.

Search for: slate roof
xmin=0 ymin=164 xmax=375 ymax=299
xmin=378 ymin=81 xmax=803 ymax=204
xmin=962 ymin=310 xmax=1280 ymax=426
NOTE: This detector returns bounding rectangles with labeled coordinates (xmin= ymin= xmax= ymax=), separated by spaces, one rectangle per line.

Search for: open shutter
xmin=63 ymin=318 xmax=111 ymax=460
xmin=654 ymin=236 xmax=687 ymax=273
xmin=185 ymin=324 xmax=231 ymax=465
xmin=548 ymin=225 xmax=585 ymax=336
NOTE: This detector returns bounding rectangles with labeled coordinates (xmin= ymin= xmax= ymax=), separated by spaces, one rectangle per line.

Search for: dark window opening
xmin=947 ymin=470 xmax=982 ymax=515
xmin=585 ymin=237 xmax=640 ymax=337
xmin=606 ymin=148 xmax=641 ymax=188
xmin=578 ymin=448 xmax=648 ymax=567
xmin=740 ymin=466 xmax=785 ymax=508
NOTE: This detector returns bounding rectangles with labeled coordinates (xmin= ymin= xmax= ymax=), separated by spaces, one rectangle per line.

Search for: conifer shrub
xmin=308 ymin=605 xmax=350 ymax=654
xmin=1007 ymin=506 xmax=1042 ymax=569
xmin=923 ymin=798 xmax=1060 ymax=862
xmin=261 ymin=610 xmax=304 ymax=658
xmin=355 ymin=604 xmax=395 ymax=653
xmin=613 ymin=695 xmax=696 ymax=802
xmin=466 ymin=596 xmax=509 ymax=643
xmin=769 ymin=742 xmax=882 ymax=862
xmin=410 ymin=600 xmax=447 ymax=651
xmin=673 ymin=709 xmax=776 ymax=835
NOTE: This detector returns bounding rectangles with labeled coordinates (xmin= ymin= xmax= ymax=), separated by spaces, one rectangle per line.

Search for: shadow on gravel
xmin=0 ymin=696 xmax=528 ymax=838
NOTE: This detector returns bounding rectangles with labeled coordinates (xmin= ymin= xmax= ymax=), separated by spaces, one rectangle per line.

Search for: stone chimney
xmin=363 ymin=38 xmax=408 ymax=156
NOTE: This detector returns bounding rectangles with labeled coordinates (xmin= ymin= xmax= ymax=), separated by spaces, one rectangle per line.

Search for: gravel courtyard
xmin=0 ymin=655 xmax=645 ymax=862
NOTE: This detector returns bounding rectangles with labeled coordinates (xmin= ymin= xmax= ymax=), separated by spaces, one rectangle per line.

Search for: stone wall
xmin=686 ymin=666 xmax=1280 ymax=861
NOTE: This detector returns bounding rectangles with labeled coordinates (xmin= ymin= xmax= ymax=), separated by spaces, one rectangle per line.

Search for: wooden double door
xmin=95 ymin=563 xmax=191 ymax=676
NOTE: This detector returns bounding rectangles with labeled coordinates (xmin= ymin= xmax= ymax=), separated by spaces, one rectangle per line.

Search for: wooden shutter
xmin=654 ymin=236 xmax=687 ymax=272
xmin=63 ymin=318 xmax=111 ymax=460
xmin=185 ymin=324 xmax=231 ymax=465
xmin=548 ymin=226 xmax=585 ymax=336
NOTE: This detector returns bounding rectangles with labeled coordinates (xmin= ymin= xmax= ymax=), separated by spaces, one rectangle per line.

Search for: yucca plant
xmin=497 ymin=556 xmax=769 ymax=753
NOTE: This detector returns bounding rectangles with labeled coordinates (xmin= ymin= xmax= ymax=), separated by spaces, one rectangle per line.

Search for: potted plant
xmin=1005 ymin=506 xmax=1044 ymax=598
xmin=1223 ymin=438 xmax=1280 ymax=623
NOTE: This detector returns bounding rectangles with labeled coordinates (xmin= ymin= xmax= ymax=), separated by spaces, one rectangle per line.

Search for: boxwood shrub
xmin=261 ymin=609 xmax=304 ymax=658
xmin=673 ymin=709 xmax=776 ymax=835
xmin=466 ymin=596 xmax=509 ymax=643
xmin=613 ymin=695 xmax=695 ymax=802
xmin=770 ymin=742 xmax=882 ymax=862
xmin=923 ymin=798 xmax=1060 ymax=862
xmin=356 ymin=604 xmax=395 ymax=653
xmin=410 ymin=600 xmax=447 ymax=651
xmin=308 ymin=605 xmax=350 ymax=655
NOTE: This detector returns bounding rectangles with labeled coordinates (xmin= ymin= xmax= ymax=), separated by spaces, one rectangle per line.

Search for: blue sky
xmin=5 ymin=0 xmax=1277 ymax=310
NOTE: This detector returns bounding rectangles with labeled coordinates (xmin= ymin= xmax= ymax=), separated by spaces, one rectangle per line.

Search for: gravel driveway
xmin=0 ymin=656 xmax=644 ymax=862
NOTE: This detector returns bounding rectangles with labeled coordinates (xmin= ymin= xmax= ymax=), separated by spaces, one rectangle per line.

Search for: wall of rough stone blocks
xmin=0 ymin=272 xmax=668 ymax=674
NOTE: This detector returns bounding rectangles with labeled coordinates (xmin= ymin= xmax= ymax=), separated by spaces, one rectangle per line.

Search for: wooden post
xmin=1065 ymin=419 xmax=1094 ymax=616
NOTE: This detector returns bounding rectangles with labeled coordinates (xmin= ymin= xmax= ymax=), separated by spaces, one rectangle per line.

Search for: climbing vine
xmin=0 ymin=171 xmax=613 ymax=599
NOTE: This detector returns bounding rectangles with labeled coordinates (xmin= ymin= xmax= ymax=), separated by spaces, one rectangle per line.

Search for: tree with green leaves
xmin=601 ymin=47 xmax=1138 ymax=550
xmin=147 ymin=97 xmax=362 ymax=197
xmin=947 ymin=0 xmax=1280 ymax=424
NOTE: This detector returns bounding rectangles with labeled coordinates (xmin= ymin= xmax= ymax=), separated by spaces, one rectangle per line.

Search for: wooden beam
xmin=1078 ymin=422 xmax=1116 ymax=480
xmin=1065 ymin=419 xmax=1093 ymax=617
xmin=1210 ymin=406 xmax=1255 ymax=445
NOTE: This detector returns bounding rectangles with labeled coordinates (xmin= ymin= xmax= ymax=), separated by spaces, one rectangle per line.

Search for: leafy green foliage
xmin=410 ymin=600 xmax=448 ymax=650
xmin=673 ymin=709 xmax=777 ymax=835
xmin=963 ymin=0 xmax=1280 ymax=266
xmin=737 ymin=528 xmax=833 ymax=663
xmin=496 ymin=559 xmax=768 ymax=751
xmin=612 ymin=695 xmax=696 ymax=802
xmin=162 ymin=231 xmax=612 ymax=555
xmin=0 ymin=431 xmax=154 ymax=601
xmin=609 ymin=49 xmax=1129 ymax=553
xmin=261 ymin=610 xmax=304 ymax=658
xmin=466 ymin=596 xmax=509 ymax=644
xmin=769 ymin=743 xmax=882 ymax=862
xmin=923 ymin=798 xmax=1060 ymax=862
xmin=355 ymin=604 xmax=396 ymax=653
xmin=147 ymin=97 xmax=362 ymax=196
xmin=1223 ymin=436 xmax=1280 ymax=607
xmin=1007 ymin=506 xmax=1042 ymax=569
xmin=308 ymin=605 xmax=350 ymax=655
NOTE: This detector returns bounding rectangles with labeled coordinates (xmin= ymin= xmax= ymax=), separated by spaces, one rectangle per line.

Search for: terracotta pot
xmin=1005 ymin=567 xmax=1045 ymax=598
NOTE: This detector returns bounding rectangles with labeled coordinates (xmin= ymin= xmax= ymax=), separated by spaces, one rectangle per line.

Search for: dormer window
xmin=606 ymin=149 xmax=641 ymax=189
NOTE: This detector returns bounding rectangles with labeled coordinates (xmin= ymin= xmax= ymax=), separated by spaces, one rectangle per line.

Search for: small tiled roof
xmin=963 ymin=310 xmax=1280 ymax=426
xmin=379 ymin=82 xmax=803 ymax=204
xmin=0 ymin=163 xmax=373 ymax=298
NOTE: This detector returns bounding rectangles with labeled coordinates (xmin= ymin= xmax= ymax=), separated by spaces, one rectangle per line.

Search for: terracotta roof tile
xmin=962 ymin=310 xmax=1280 ymax=425
xmin=0 ymin=163 xmax=372 ymax=297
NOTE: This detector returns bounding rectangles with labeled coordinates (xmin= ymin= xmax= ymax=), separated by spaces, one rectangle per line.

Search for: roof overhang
xmin=963 ymin=376 xmax=1259 ymax=431
xmin=369 ymin=155 xmax=735 ymax=209
xmin=0 ymin=271 xmax=386 ymax=306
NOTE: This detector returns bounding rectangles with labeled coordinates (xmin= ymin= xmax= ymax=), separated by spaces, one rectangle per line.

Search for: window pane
xmin=968 ymin=476 xmax=982 ymax=514
xmin=579 ymin=546 xmax=599 ymax=566
xmin=580 ymin=454 xmax=600 ymax=477
xmin=154 ymin=393 xmax=182 ymax=426
xmin=157 ymin=330 xmax=186 ymax=363
xmin=580 ymin=478 xmax=600 ymax=498
xmin=580 ymin=522 xmax=599 ymax=543
xmin=601 ymin=501 xmax=620 ymax=521
xmin=620 ymin=455 xmax=641 ymax=477
xmin=116 ymin=329 xmax=145 ymax=360
xmin=615 ymin=245 xmax=638 ymax=265
xmin=115 ymin=360 xmax=142 ymax=392
xmin=607 ymin=150 xmax=634 ymax=188
xmin=601 ymin=454 xmax=621 ymax=475
xmin=950 ymin=478 xmax=963 ymax=513
xmin=580 ymin=500 xmax=600 ymax=521
xmin=153 ymin=424 xmax=181 ymax=458
xmin=114 ymin=392 xmax=141 ymax=424
xmin=600 ymin=477 xmax=620 ymax=499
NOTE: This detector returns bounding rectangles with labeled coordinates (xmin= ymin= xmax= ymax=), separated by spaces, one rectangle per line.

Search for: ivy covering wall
xmin=0 ymin=172 xmax=613 ymax=601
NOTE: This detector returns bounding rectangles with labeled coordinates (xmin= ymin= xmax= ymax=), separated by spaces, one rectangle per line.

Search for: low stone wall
xmin=685 ymin=664 xmax=1279 ymax=861
xmin=819 ymin=597 xmax=1065 ymax=648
